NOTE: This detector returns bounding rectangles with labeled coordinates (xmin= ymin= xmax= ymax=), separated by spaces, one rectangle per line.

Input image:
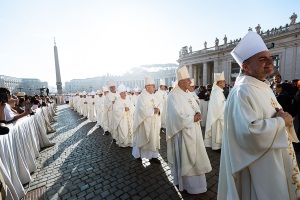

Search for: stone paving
xmin=28 ymin=104 xmax=300 ymax=200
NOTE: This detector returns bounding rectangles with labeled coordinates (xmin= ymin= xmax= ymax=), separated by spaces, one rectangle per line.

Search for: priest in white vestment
xmin=155 ymin=79 xmax=168 ymax=129
xmin=218 ymin=31 xmax=300 ymax=200
xmin=100 ymin=86 xmax=109 ymax=131
xmin=95 ymin=90 xmax=104 ymax=128
xmin=204 ymin=72 xmax=226 ymax=150
xmin=187 ymin=79 xmax=200 ymax=105
xmin=81 ymin=91 xmax=88 ymax=118
xmin=113 ymin=84 xmax=134 ymax=147
xmin=103 ymin=80 xmax=119 ymax=136
xmin=69 ymin=94 xmax=74 ymax=109
xmin=73 ymin=93 xmax=79 ymax=112
xmin=126 ymin=87 xmax=132 ymax=101
xmin=166 ymin=66 xmax=212 ymax=194
xmin=131 ymin=86 xmax=141 ymax=107
xmin=78 ymin=93 xmax=83 ymax=115
xmin=87 ymin=91 xmax=96 ymax=122
xmin=132 ymin=76 xmax=162 ymax=163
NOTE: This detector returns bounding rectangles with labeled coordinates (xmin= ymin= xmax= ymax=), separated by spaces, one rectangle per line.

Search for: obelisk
xmin=54 ymin=38 xmax=63 ymax=94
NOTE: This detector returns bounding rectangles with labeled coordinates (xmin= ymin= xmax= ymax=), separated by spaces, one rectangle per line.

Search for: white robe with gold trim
xmin=132 ymin=91 xmax=162 ymax=159
xmin=166 ymin=86 xmax=212 ymax=194
xmin=103 ymin=92 xmax=119 ymax=134
xmin=218 ymin=75 xmax=300 ymax=200
xmin=113 ymin=97 xmax=134 ymax=147
xmin=87 ymin=97 xmax=96 ymax=122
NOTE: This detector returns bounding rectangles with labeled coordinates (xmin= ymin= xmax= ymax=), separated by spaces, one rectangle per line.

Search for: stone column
xmin=188 ymin=64 xmax=193 ymax=78
xmin=213 ymin=60 xmax=218 ymax=73
xmin=222 ymin=59 xmax=228 ymax=82
xmin=203 ymin=62 xmax=208 ymax=85
xmin=193 ymin=66 xmax=197 ymax=84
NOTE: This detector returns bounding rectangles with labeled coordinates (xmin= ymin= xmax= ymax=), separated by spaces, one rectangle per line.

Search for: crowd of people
xmin=2 ymin=30 xmax=299 ymax=199
xmin=0 ymin=87 xmax=57 ymax=199
xmin=65 ymin=31 xmax=300 ymax=199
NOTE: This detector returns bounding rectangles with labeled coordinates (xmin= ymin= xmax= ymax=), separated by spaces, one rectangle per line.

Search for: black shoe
xmin=113 ymin=139 xmax=116 ymax=143
xmin=149 ymin=158 xmax=161 ymax=164
xmin=105 ymin=131 xmax=109 ymax=135
xmin=136 ymin=157 xmax=142 ymax=161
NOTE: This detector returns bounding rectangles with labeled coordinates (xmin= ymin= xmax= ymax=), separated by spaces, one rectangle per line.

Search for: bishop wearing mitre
xmin=204 ymin=72 xmax=226 ymax=150
xmin=103 ymin=80 xmax=119 ymax=136
xmin=155 ymin=79 xmax=168 ymax=129
xmin=87 ymin=91 xmax=96 ymax=122
xmin=132 ymin=76 xmax=162 ymax=163
xmin=113 ymin=84 xmax=134 ymax=147
xmin=166 ymin=66 xmax=211 ymax=194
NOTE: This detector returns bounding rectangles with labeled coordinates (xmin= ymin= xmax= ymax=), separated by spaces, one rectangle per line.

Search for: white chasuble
xmin=205 ymin=85 xmax=225 ymax=150
xmin=95 ymin=96 xmax=104 ymax=127
xmin=113 ymin=97 xmax=134 ymax=147
xmin=218 ymin=75 xmax=300 ymax=200
xmin=166 ymin=86 xmax=212 ymax=194
xmin=132 ymin=91 xmax=162 ymax=159
xmin=103 ymin=92 xmax=119 ymax=134
xmin=87 ymin=97 xmax=96 ymax=122
xmin=82 ymin=97 xmax=88 ymax=117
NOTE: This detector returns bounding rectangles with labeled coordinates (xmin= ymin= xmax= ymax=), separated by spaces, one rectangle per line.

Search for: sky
xmin=0 ymin=0 xmax=299 ymax=87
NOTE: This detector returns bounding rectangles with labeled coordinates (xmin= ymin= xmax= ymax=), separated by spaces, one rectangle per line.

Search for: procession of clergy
xmin=65 ymin=31 xmax=299 ymax=199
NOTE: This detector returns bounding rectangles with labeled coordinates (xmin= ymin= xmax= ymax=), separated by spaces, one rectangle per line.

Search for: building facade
xmin=177 ymin=13 xmax=300 ymax=86
xmin=0 ymin=75 xmax=48 ymax=95
xmin=21 ymin=78 xmax=48 ymax=95
xmin=64 ymin=64 xmax=177 ymax=93
xmin=0 ymin=75 xmax=22 ymax=93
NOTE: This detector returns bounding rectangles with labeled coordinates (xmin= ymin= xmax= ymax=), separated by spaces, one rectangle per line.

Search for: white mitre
xmin=117 ymin=84 xmax=127 ymax=93
xmin=212 ymin=72 xmax=225 ymax=90
xmin=134 ymin=86 xmax=140 ymax=92
xmin=102 ymin=86 xmax=109 ymax=92
xmin=160 ymin=79 xmax=166 ymax=86
xmin=82 ymin=91 xmax=87 ymax=95
xmin=96 ymin=90 xmax=102 ymax=95
xmin=231 ymin=31 xmax=268 ymax=67
xmin=214 ymin=72 xmax=225 ymax=82
xmin=190 ymin=79 xmax=195 ymax=86
xmin=177 ymin=66 xmax=190 ymax=80
xmin=107 ymin=79 xmax=116 ymax=87
xmin=145 ymin=76 xmax=155 ymax=85
xmin=126 ymin=87 xmax=131 ymax=92
xmin=90 ymin=91 xmax=95 ymax=96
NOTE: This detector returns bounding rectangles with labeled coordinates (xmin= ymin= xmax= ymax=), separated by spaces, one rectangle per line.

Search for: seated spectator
xmin=32 ymin=99 xmax=40 ymax=110
xmin=0 ymin=87 xmax=30 ymax=123
xmin=14 ymin=97 xmax=25 ymax=114
xmin=197 ymin=86 xmax=206 ymax=99
xmin=205 ymin=88 xmax=212 ymax=101
xmin=275 ymin=83 xmax=292 ymax=113
xmin=40 ymin=95 xmax=47 ymax=107
xmin=0 ymin=98 xmax=9 ymax=135
xmin=8 ymin=94 xmax=18 ymax=114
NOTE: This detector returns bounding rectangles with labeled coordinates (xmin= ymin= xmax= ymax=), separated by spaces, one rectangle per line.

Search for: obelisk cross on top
xmin=54 ymin=37 xmax=63 ymax=95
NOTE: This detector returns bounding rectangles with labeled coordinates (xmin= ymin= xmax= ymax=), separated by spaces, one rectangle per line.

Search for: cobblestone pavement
xmin=28 ymin=104 xmax=300 ymax=200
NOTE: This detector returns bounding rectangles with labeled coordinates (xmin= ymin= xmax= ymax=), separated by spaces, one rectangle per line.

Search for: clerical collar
xmin=236 ymin=75 xmax=271 ymax=89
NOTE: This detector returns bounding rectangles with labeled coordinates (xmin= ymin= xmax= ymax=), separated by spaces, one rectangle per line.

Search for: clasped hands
xmin=154 ymin=108 xmax=160 ymax=114
xmin=125 ymin=107 xmax=129 ymax=111
xmin=275 ymin=108 xmax=293 ymax=127
xmin=194 ymin=112 xmax=202 ymax=122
